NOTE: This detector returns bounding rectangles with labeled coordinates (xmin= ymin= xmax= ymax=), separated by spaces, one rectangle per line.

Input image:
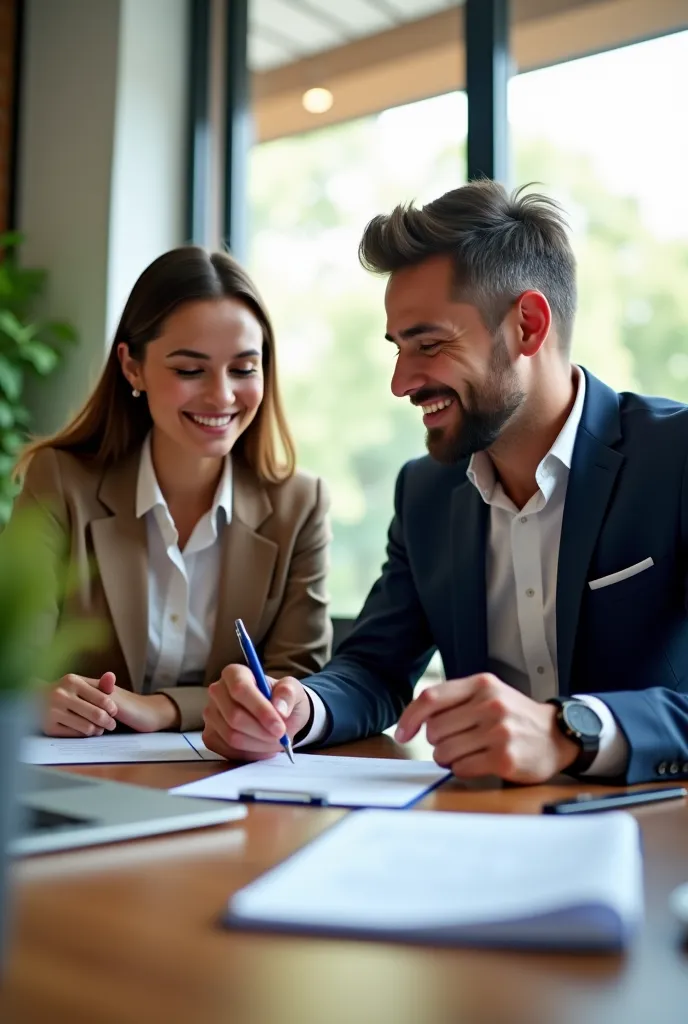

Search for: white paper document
xmin=226 ymin=809 xmax=644 ymax=950
xmin=21 ymin=731 xmax=225 ymax=765
xmin=170 ymin=754 xmax=451 ymax=808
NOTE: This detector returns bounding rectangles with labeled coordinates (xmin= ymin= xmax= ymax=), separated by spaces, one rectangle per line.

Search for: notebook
xmin=21 ymin=731 xmax=224 ymax=764
xmin=171 ymin=753 xmax=451 ymax=808
xmin=225 ymin=808 xmax=643 ymax=950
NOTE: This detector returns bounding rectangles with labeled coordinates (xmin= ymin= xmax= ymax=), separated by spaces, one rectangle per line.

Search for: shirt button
xmin=170 ymin=613 xmax=179 ymax=625
xmin=526 ymin=588 xmax=535 ymax=598
xmin=520 ymin=516 xmax=528 ymax=524
xmin=536 ymin=666 xmax=545 ymax=675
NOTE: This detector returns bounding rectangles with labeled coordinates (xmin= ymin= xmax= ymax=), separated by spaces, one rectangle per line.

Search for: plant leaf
xmin=0 ymin=354 xmax=23 ymax=400
xmin=1 ymin=430 xmax=25 ymax=454
xmin=12 ymin=404 xmax=31 ymax=425
xmin=18 ymin=340 xmax=59 ymax=374
xmin=8 ymin=267 xmax=46 ymax=304
xmin=0 ymin=309 xmax=25 ymax=343
xmin=16 ymin=322 xmax=39 ymax=345
xmin=0 ymin=507 xmax=108 ymax=689
xmin=0 ymin=496 xmax=13 ymax=526
xmin=0 ymin=400 xmax=15 ymax=429
xmin=45 ymin=320 xmax=78 ymax=344
xmin=36 ymin=620 xmax=109 ymax=682
xmin=0 ymin=231 xmax=24 ymax=250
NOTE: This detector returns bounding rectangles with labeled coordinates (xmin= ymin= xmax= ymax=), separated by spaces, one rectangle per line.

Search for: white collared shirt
xmin=137 ymin=436 xmax=327 ymax=748
xmin=466 ymin=367 xmax=627 ymax=776
xmin=137 ymin=435 xmax=232 ymax=691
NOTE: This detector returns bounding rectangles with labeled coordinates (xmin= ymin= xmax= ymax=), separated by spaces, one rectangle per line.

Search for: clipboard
xmin=170 ymin=753 xmax=451 ymax=809
xmin=238 ymin=789 xmax=329 ymax=807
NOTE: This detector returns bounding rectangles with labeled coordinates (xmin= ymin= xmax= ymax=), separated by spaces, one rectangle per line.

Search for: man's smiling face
xmin=385 ymin=255 xmax=525 ymax=463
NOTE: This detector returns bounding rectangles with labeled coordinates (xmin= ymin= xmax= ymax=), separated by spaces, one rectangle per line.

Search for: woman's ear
xmin=117 ymin=342 xmax=145 ymax=393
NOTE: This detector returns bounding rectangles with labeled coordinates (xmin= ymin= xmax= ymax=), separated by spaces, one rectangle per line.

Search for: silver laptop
xmin=11 ymin=764 xmax=246 ymax=856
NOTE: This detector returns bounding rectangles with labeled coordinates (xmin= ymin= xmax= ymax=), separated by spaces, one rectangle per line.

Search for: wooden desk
xmin=2 ymin=735 xmax=687 ymax=1024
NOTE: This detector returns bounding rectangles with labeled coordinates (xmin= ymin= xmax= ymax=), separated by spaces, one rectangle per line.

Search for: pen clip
xmin=238 ymin=789 xmax=328 ymax=806
xmin=234 ymin=619 xmax=248 ymax=662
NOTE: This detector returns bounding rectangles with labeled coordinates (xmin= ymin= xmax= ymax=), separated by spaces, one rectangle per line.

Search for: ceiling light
xmin=302 ymin=87 xmax=334 ymax=114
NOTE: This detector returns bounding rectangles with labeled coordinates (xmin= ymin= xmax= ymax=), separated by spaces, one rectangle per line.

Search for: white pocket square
xmin=588 ymin=557 xmax=654 ymax=591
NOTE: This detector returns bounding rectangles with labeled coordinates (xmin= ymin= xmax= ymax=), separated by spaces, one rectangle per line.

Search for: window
xmin=509 ymin=31 xmax=688 ymax=398
xmin=249 ymin=93 xmax=466 ymax=614
xmin=249 ymin=30 xmax=688 ymax=618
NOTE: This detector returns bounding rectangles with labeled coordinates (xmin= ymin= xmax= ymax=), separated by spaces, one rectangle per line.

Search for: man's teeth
xmin=421 ymin=398 xmax=453 ymax=415
xmin=189 ymin=414 xmax=233 ymax=427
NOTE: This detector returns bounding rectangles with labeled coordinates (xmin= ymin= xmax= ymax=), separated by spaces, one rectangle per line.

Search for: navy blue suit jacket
xmin=308 ymin=370 xmax=688 ymax=784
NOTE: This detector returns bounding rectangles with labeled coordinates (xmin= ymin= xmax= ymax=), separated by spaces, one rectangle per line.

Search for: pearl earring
xmin=132 ymin=388 xmax=141 ymax=398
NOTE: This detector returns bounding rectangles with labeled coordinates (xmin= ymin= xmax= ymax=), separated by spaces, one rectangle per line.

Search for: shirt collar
xmin=546 ymin=364 xmax=586 ymax=473
xmin=467 ymin=365 xmax=586 ymax=506
xmin=135 ymin=433 xmax=233 ymax=525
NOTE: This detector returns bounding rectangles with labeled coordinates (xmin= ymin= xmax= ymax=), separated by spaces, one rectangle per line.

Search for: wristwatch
xmin=547 ymin=698 xmax=603 ymax=774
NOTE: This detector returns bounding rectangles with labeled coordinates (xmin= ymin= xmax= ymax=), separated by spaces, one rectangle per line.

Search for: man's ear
xmin=516 ymin=291 xmax=552 ymax=357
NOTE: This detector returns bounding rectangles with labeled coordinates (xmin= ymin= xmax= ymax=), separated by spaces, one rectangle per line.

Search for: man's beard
xmin=424 ymin=334 xmax=524 ymax=465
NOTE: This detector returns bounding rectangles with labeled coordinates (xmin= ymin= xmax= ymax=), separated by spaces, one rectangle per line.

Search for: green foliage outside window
xmin=250 ymin=119 xmax=688 ymax=615
xmin=0 ymin=234 xmax=77 ymax=524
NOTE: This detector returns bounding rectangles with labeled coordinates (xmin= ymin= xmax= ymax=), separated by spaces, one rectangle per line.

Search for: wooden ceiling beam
xmin=252 ymin=0 xmax=688 ymax=142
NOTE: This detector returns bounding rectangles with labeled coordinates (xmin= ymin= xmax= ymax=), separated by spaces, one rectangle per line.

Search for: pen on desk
xmin=234 ymin=618 xmax=294 ymax=764
xmin=542 ymin=786 xmax=687 ymax=815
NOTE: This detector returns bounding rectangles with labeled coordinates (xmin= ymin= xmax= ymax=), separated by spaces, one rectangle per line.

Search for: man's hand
xmin=42 ymin=672 xmax=118 ymax=737
xmin=112 ymin=687 xmax=180 ymax=733
xmin=202 ymin=664 xmax=312 ymax=761
xmin=395 ymin=673 xmax=579 ymax=784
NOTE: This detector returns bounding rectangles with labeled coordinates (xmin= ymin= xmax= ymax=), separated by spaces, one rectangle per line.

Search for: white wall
xmin=107 ymin=0 xmax=189 ymax=338
xmin=17 ymin=0 xmax=121 ymax=431
xmin=17 ymin=0 xmax=190 ymax=433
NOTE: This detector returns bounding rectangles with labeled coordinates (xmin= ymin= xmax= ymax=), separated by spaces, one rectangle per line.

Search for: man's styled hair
xmin=359 ymin=179 xmax=577 ymax=351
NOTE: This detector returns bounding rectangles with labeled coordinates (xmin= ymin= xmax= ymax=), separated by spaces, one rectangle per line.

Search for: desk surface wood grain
xmin=2 ymin=734 xmax=687 ymax=1024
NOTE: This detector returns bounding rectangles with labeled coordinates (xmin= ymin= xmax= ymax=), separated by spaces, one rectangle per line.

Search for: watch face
xmin=564 ymin=702 xmax=602 ymax=738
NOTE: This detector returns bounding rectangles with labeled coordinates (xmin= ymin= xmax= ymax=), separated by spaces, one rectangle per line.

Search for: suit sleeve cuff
xmin=157 ymin=686 xmax=208 ymax=732
xmin=295 ymin=686 xmax=329 ymax=748
xmin=572 ymin=693 xmax=629 ymax=776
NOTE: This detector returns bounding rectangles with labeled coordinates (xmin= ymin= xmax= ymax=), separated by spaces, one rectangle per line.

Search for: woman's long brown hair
xmin=16 ymin=247 xmax=296 ymax=482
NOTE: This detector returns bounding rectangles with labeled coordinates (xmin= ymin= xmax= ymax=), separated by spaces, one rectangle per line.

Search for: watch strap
xmin=547 ymin=698 xmax=600 ymax=774
xmin=292 ymin=689 xmax=315 ymax=746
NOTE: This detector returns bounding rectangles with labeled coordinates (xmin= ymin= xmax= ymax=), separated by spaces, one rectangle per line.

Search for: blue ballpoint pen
xmin=234 ymin=618 xmax=295 ymax=763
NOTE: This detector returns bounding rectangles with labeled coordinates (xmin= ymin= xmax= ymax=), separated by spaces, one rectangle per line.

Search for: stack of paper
xmin=225 ymin=809 xmax=643 ymax=950
xmin=21 ymin=731 xmax=224 ymax=764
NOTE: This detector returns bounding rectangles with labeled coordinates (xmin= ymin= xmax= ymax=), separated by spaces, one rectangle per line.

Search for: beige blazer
xmin=6 ymin=447 xmax=332 ymax=730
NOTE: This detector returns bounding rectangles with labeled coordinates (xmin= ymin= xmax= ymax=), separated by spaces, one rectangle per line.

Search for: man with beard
xmin=203 ymin=180 xmax=688 ymax=786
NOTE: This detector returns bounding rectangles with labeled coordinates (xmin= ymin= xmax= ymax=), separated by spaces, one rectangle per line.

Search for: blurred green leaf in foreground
xmin=0 ymin=508 xmax=105 ymax=694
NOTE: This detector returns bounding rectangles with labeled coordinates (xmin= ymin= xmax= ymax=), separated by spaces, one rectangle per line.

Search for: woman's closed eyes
xmin=173 ymin=365 xmax=259 ymax=379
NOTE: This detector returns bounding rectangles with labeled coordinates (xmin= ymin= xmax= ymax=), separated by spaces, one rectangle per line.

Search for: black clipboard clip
xmin=238 ymin=789 xmax=328 ymax=807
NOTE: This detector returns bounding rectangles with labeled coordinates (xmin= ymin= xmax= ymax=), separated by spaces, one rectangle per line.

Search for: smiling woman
xmin=2 ymin=247 xmax=332 ymax=741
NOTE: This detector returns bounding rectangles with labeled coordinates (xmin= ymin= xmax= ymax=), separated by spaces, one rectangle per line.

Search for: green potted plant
xmin=0 ymin=234 xmax=82 ymax=969
xmin=0 ymin=231 xmax=77 ymax=525
xmin=0 ymin=509 xmax=53 ymax=969
xmin=0 ymin=507 xmax=105 ymax=972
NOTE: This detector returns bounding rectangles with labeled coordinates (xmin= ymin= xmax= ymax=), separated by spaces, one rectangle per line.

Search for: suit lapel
xmin=205 ymin=459 xmax=278 ymax=682
xmin=91 ymin=453 xmax=148 ymax=692
xmin=450 ymin=478 xmax=489 ymax=676
xmin=556 ymin=372 xmax=624 ymax=695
